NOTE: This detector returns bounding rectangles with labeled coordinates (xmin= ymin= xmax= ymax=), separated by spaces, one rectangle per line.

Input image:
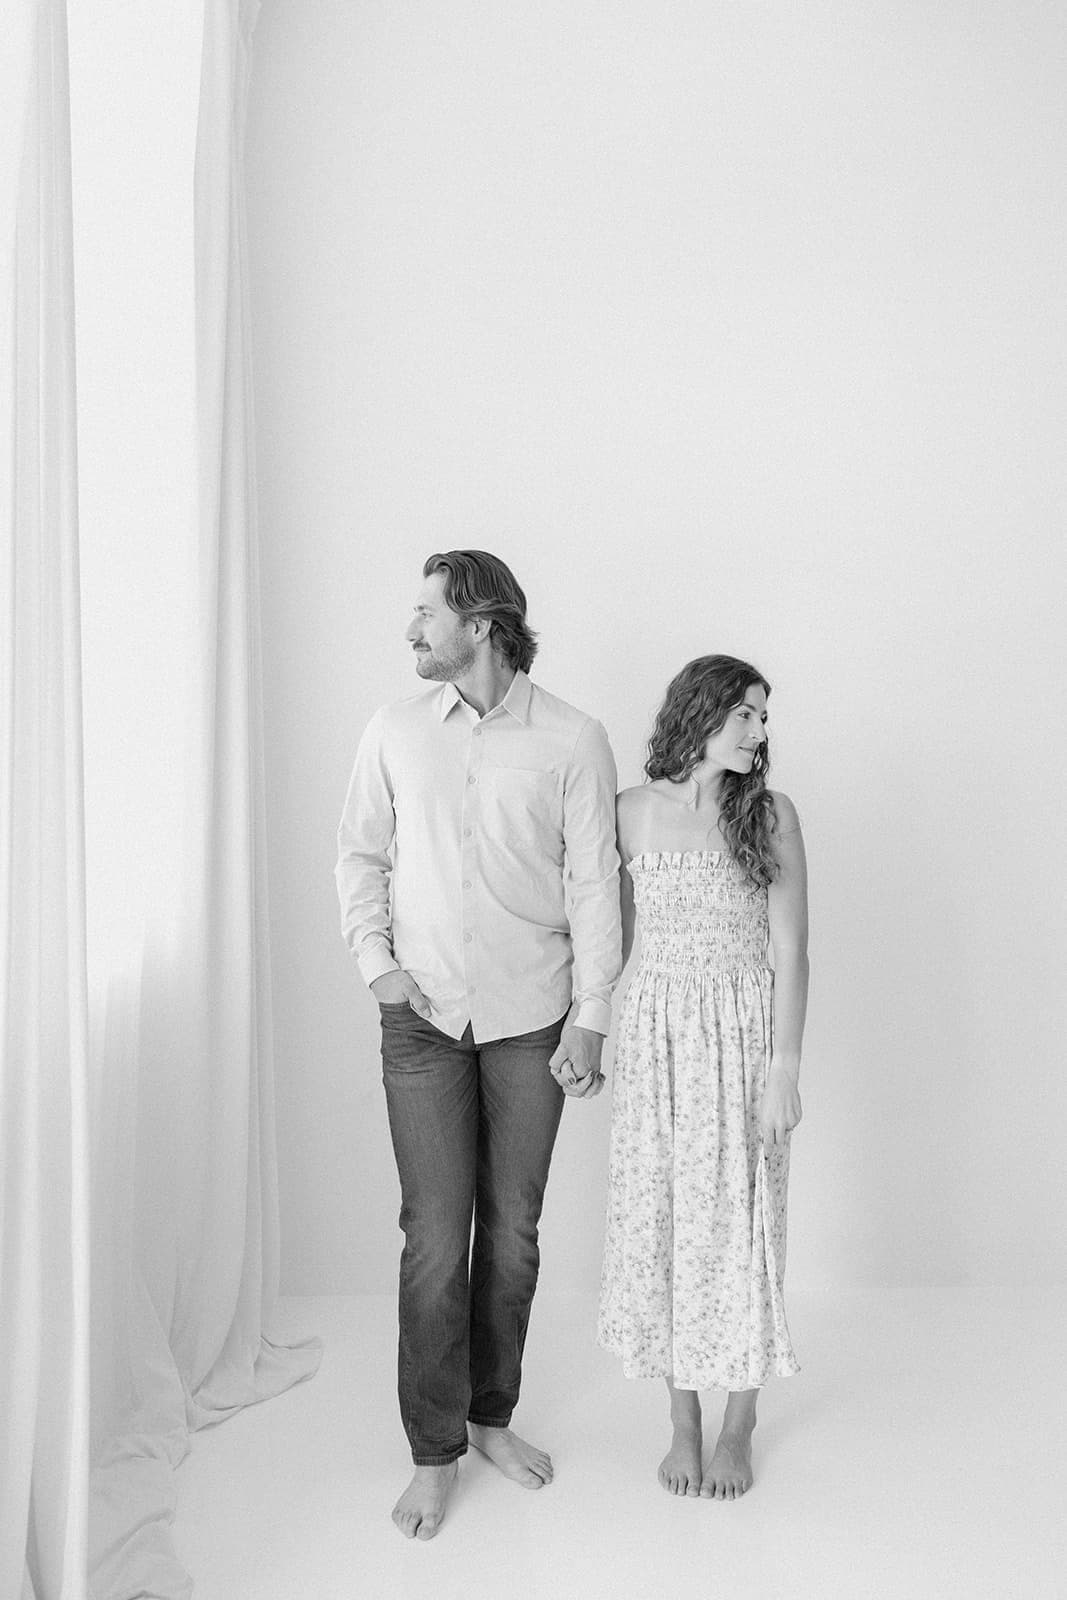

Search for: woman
xmin=595 ymin=654 xmax=808 ymax=1500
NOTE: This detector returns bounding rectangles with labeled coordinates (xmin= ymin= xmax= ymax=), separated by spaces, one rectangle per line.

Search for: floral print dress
xmin=597 ymin=851 xmax=799 ymax=1391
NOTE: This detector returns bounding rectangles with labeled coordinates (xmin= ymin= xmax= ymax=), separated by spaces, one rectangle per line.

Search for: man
xmin=335 ymin=550 xmax=621 ymax=1541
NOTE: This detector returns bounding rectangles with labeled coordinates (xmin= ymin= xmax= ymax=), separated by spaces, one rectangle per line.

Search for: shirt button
xmin=464 ymin=828 xmax=473 ymax=838
xmin=469 ymin=986 xmax=477 ymax=996
xmin=473 ymin=727 xmax=482 ymax=737
xmin=468 ymin=775 xmax=477 ymax=785
xmin=464 ymin=932 xmax=473 ymax=943
xmin=463 ymin=880 xmax=472 ymax=889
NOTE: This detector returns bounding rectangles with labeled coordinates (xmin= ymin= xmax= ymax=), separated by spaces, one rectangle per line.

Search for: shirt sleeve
xmin=562 ymin=717 xmax=622 ymax=1034
xmin=335 ymin=709 xmax=401 ymax=989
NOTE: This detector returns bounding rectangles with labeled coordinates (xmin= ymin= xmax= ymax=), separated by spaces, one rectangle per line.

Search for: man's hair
xmin=423 ymin=550 xmax=539 ymax=674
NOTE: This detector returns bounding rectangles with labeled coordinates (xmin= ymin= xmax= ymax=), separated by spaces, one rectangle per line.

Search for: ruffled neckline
xmin=627 ymin=849 xmax=730 ymax=869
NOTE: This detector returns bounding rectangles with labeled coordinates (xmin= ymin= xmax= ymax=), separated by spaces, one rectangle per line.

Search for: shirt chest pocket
xmin=479 ymin=766 xmax=564 ymax=862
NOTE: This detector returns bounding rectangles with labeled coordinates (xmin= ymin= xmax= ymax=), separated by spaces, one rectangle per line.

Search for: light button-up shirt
xmin=336 ymin=671 xmax=621 ymax=1043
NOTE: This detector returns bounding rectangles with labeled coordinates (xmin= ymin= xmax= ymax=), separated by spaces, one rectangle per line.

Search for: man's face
xmin=404 ymin=570 xmax=477 ymax=681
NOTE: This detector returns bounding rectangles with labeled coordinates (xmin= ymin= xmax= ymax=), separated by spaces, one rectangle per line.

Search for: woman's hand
xmin=549 ymin=1024 xmax=606 ymax=1098
xmin=760 ymin=1063 xmax=802 ymax=1150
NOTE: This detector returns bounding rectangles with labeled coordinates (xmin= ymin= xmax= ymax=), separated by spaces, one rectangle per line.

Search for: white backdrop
xmin=244 ymin=0 xmax=1066 ymax=1297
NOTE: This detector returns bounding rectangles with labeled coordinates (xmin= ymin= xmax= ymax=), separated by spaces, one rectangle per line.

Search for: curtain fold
xmin=87 ymin=2 xmax=320 ymax=1595
xmin=0 ymin=3 xmax=91 ymax=1598
xmin=0 ymin=3 xmax=318 ymax=1590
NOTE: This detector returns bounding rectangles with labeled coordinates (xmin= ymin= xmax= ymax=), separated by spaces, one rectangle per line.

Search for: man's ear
xmin=470 ymin=614 xmax=492 ymax=646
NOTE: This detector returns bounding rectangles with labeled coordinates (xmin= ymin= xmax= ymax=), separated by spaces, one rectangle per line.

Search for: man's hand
xmin=549 ymin=1023 xmax=605 ymax=1099
xmin=760 ymin=1063 xmax=802 ymax=1149
xmin=370 ymin=969 xmax=432 ymax=1019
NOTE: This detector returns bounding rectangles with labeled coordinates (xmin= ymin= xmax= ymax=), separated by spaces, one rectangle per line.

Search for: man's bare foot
xmin=701 ymin=1417 xmax=755 ymax=1500
xmin=467 ymin=1424 xmax=553 ymax=1487
xmin=658 ymin=1418 xmax=703 ymax=1497
xmin=392 ymin=1461 xmax=458 ymax=1540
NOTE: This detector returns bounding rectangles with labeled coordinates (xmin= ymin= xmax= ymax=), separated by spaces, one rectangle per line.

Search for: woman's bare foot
xmin=659 ymin=1378 xmax=702 ymax=1496
xmin=701 ymin=1413 xmax=756 ymax=1500
xmin=392 ymin=1461 xmax=458 ymax=1540
xmin=659 ymin=1419 xmax=703 ymax=1496
xmin=467 ymin=1424 xmax=553 ymax=1487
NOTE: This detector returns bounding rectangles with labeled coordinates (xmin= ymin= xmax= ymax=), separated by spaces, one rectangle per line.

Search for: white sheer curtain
xmin=2 ymin=1 xmax=319 ymax=1594
xmin=88 ymin=3 xmax=320 ymax=1596
xmin=0 ymin=3 xmax=91 ymax=1598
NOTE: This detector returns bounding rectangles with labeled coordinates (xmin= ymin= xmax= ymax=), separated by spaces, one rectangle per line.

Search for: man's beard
xmin=414 ymin=639 xmax=477 ymax=681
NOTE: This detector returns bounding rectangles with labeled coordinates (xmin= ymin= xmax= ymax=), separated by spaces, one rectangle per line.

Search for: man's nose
xmin=404 ymin=620 xmax=420 ymax=642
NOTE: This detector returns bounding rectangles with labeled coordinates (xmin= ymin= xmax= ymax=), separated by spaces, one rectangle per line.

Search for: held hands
xmin=370 ymin=969 xmax=432 ymax=1019
xmin=760 ymin=1062 xmax=802 ymax=1150
xmin=549 ymin=1022 xmax=605 ymax=1100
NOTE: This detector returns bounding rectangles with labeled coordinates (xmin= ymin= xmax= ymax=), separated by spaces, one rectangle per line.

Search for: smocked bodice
xmin=629 ymin=850 xmax=769 ymax=974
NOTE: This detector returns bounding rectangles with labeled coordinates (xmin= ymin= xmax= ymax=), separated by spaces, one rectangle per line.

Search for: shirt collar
xmin=437 ymin=670 xmax=533 ymax=725
xmin=438 ymin=683 xmax=463 ymax=721
xmin=499 ymin=670 xmax=532 ymax=724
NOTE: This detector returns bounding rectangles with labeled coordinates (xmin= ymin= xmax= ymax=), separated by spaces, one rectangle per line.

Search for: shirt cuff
xmin=573 ymin=996 xmax=612 ymax=1035
xmin=357 ymin=946 xmax=401 ymax=989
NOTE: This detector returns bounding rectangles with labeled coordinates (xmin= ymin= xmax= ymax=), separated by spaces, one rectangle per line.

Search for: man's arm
xmin=335 ymin=710 xmax=402 ymax=987
xmin=549 ymin=717 xmax=622 ymax=1092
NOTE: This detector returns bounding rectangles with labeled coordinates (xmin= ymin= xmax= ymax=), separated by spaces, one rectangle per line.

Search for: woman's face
xmin=694 ymin=681 xmax=768 ymax=778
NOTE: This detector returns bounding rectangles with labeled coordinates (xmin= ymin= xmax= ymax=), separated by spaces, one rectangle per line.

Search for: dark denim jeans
xmin=379 ymin=1003 xmax=566 ymax=1465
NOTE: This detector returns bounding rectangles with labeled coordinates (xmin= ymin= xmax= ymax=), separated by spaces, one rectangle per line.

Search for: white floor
xmin=176 ymin=1288 xmax=1065 ymax=1600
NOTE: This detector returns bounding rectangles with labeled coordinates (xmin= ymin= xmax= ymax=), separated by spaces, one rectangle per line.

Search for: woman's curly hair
xmin=645 ymin=654 xmax=779 ymax=887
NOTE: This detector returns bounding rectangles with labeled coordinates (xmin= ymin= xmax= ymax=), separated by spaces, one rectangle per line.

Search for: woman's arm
xmin=762 ymin=792 xmax=808 ymax=1148
xmin=615 ymin=788 xmax=641 ymax=969
xmin=620 ymin=857 xmax=636 ymax=969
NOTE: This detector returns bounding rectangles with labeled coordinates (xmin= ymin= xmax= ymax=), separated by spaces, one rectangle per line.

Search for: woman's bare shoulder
xmin=616 ymin=783 xmax=657 ymax=860
xmin=769 ymin=789 xmax=801 ymax=835
xmin=617 ymin=783 xmax=651 ymax=812
xmin=617 ymin=781 xmax=679 ymax=824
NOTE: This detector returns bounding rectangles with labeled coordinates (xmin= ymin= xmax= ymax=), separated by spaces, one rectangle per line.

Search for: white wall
xmin=245 ymin=1 xmax=1066 ymax=1294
